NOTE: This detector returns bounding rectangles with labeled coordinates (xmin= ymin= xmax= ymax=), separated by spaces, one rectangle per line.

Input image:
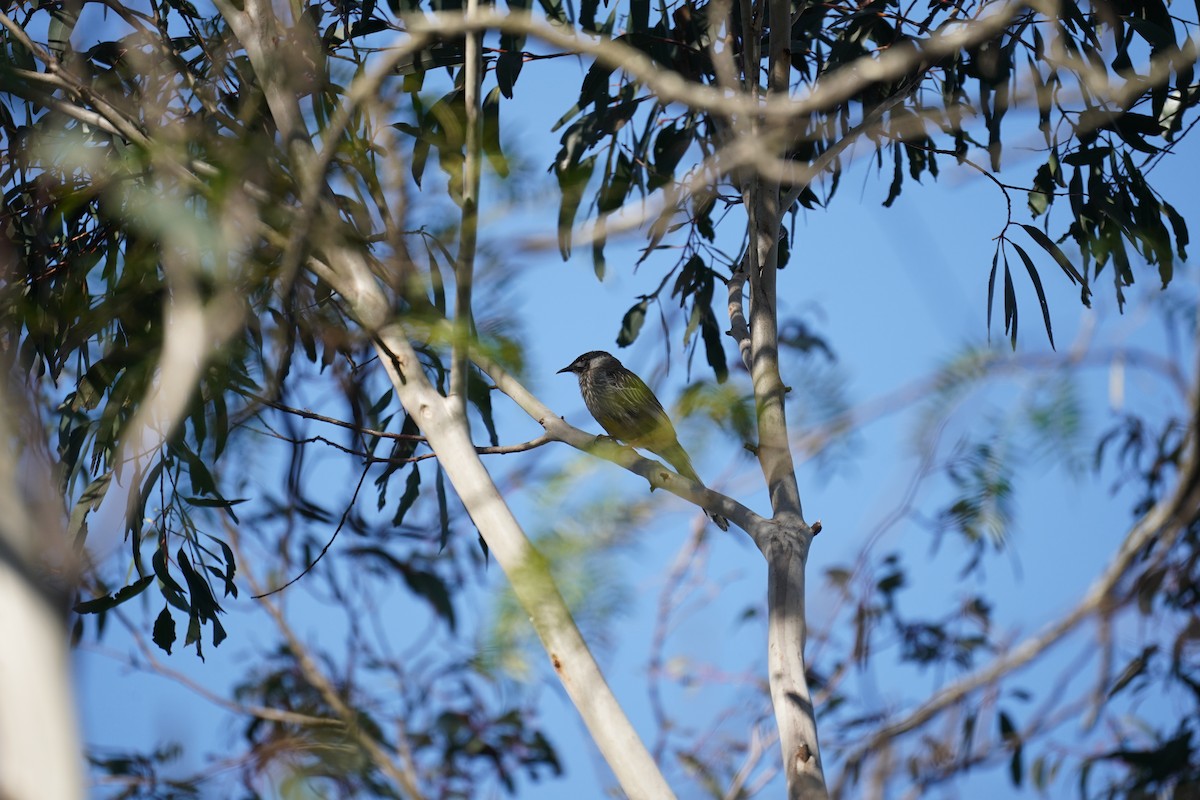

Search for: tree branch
xmin=470 ymin=352 xmax=759 ymax=534
xmin=450 ymin=0 xmax=483 ymax=411
xmin=305 ymin=249 xmax=680 ymax=800
xmin=834 ymin=348 xmax=1200 ymax=792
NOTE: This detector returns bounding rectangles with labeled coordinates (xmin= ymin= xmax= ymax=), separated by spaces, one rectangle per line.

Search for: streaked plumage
xmin=558 ymin=350 xmax=729 ymax=530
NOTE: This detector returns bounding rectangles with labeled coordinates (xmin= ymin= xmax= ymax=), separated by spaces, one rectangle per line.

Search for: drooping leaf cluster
xmin=0 ymin=0 xmax=517 ymax=651
xmin=3 ymin=0 xmax=1200 ymax=795
xmin=426 ymin=0 xmax=1199 ymax=353
xmin=2 ymin=0 xmax=562 ymax=787
xmin=797 ymin=336 xmax=1200 ymax=798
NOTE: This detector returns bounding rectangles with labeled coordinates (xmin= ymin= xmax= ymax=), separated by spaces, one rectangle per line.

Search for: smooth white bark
xmin=0 ymin=403 xmax=83 ymax=800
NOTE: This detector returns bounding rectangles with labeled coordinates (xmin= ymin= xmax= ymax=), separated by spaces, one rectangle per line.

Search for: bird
xmin=558 ymin=350 xmax=729 ymax=531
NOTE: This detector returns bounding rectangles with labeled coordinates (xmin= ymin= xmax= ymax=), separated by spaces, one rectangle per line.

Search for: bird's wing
xmin=595 ymin=373 xmax=677 ymax=446
xmin=595 ymin=374 xmax=703 ymax=483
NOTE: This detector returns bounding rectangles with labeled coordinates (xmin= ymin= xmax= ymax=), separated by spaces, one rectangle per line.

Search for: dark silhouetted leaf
xmin=152 ymin=605 xmax=176 ymax=654
xmin=699 ymin=303 xmax=728 ymax=383
xmin=1020 ymin=223 xmax=1089 ymax=304
xmin=74 ymin=575 xmax=155 ymax=615
xmin=1062 ymin=145 xmax=1112 ymax=167
xmin=184 ymin=495 xmax=247 ymax=523
xmin=178 ymin=549 xmax=223 ymax=621
xmin=1003 ymin=254 xmax=1018 ymax=349
xmin=436 ymin=465 xmax=451 ymax=551
xmin=496 ymin=51 xmax=523 ymax=99
xmin=467 ymin=366 xmax=499 ymax=447
xmin=883 ymin=143 xmax=903 ymax=207
xmin=616 ymin=300 xmax=649 ymax=347
xmin=153 ymin=544 xmax=188 ymax=611
xmin=649 ymin=122 xmax=693 ymax=190
xmin=1009 ymin=242 xmax=1055 ymax=349
xmin=393 ymin=464 xmax=422 ymax=525
xmin=402 ymin=568 xmax=457 ymax=631
xmin=1163 ymin=201 xmax=1189 ymax=260
xmin=987 ymin=246 xmax=999 ymax=337
xmin=1108 ymin=646 xmax=1157 ymax=698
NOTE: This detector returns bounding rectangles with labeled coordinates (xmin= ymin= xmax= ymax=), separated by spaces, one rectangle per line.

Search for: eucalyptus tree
xmin=2 ymin=0 xmax=1199 ymax=796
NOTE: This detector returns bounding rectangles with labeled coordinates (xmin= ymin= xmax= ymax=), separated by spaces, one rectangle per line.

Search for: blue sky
xmin=68 ymin=9 xmax=1200 ymax=800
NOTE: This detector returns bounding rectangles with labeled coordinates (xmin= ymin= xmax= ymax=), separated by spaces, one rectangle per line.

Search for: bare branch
xmin=834 ymin=373 xmax=1200 ymax=791
xmin=449 ymin=0 xmax=483 ymax=410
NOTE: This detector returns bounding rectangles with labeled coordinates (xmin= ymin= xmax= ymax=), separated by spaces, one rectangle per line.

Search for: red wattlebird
xmin=558 ymin=351 xmax=729 ymax=531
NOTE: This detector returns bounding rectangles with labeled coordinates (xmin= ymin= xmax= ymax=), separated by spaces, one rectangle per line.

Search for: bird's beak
xmin=556 ymin=365 xmax=573 ymax=374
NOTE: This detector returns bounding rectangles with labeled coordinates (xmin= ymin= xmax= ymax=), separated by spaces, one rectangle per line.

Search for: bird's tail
xmin=661 ymin=443 xmax=702 ymax=485
xmin=660 ymin=444 xmax=730 ymax=531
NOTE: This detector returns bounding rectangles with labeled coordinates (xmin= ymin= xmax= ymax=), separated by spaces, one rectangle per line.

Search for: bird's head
xmin=557 ymin=351 xmax=620 ymax=376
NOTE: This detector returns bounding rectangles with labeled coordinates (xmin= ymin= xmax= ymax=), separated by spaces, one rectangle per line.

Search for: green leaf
xmin=536 ymin=0 xmax=567 ymax=24
xmin=1123 ymin=15 xmax=1174 ymax=49
xmin=649 ymin=122 xmax=693 ymax=190
xmin=185 ymin=614 xmax=201 ymax=654
xmin=481 ymin=87 xmax=508 ymax=177
xmin=1068 ymin=167 xmax=1085 ymax=240
xmin=555 ymin=156 xmax=595 ymax=260
xmin=578 ymin=0 xmax=601 ymax=30
xmin=76 ymin=358 xmax=121 ymax=411
xmin=368 ymin=388 xmax=394 ymax=418
xmin=68 ymin=471 xmax=111 ymax=548
xmin=961 ymin=711 xmax=978 ymax=757
xmin=73 ymin=595 xmax=117 ymax=617
xmin=467 ymin=366 xmax=499 ymax=447
xmin=171 ymin=442 xmax=216 ymax=496
xmin=1027 ymin=162 xmax=1055 ymax=217
xmin=47 ymin=7 xmax=79 ymax=61
xmin=593 ymin=230 xmax=607 ymax=280
xmin=1031 ymin=755 xmax=1047 ymax=790
xmin=206 ymin=534 xmax=238 ymax=599
xmin=211 ymin=388 xmax=226 ymax=455
xmin=412 ymin=136 xmax=431 ymax=187
xmin=10 ymin=36 xmax=36 ymax=71
xmin=629 ymin=0 xmax=648 ymax=33
xmin=597 ymin=154 xmax=634 ymax=214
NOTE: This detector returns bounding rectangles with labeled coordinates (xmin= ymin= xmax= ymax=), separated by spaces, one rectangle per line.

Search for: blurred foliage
xmin=481 ymin=487 xmax=647 ymax=680
xmin=2 ymin=0 xmax=1199 ymax=795
xmin=87 ymin=744 xmax=202 ymax=800
xmin=225 ymin=646 xmax=561 ymax=798
xmin=812 ymin=326 xmax=1200 ymax=799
